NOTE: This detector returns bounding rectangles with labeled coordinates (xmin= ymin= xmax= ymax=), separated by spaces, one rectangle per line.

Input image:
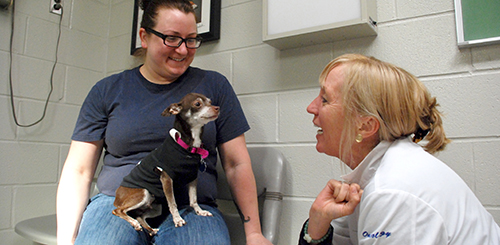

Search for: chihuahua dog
xmin=112 ymin=93 xmax=220 ymax=236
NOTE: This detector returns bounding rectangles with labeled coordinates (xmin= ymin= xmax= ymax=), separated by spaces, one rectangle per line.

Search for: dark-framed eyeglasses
xmin=145 ymin=27 xmax=202 ymax=49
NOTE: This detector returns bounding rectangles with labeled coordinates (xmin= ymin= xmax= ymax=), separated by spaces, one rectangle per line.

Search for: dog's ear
xmin=162 ymin=103 xmax=182 ymax=117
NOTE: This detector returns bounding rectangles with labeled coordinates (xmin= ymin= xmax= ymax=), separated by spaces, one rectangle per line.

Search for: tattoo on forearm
xmin=235 ymin=203 xmax=251 ymax=223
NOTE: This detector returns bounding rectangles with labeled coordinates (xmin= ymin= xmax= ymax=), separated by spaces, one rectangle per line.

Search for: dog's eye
xmin=194 ymin=101 xmax=201 ymax=107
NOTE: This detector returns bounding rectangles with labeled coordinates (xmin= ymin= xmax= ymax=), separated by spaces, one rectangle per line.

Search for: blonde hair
xmin=320 ymin=54 xmax=449 ymax=158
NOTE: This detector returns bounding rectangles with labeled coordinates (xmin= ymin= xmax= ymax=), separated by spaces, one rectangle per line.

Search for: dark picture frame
xmin=130 ymin=0 xmax=221 ymax=55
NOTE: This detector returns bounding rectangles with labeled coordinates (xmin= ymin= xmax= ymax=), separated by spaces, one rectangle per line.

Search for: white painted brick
xmin=11 ymin=0 xmax=71 ymax=27
xmin=107 ymin=34 xmax=143 ymax=73
xmin=65 ymin=66 xmax=104 ymax=105
xmin=13 ymin=0 xmax=47 ymax=19
xmin=0 ymin=11 xmax=27 ymax=54
xmin=280 ymin=43 xmax=332 ymax=91
xmin=434 ymin=140 xmax=475 ymax=191
xmin=203 ymin=1 xmax=262 ymax=52
xmin=59 ymin=29 xmax=107 ymax=72
xmin=17 ymin=102 xmax=79 ymax=144
xmin=109 ymin=0 xmax=134 ymax=38
xmin=8 ymin=55 xmax=65 ymax=102
xmin=191 ymin=52 xmax=232 ymax=82
xmin=0 ymin=230 xmax=32 ymax=245
xmin=221 ymin=0 xmax=231 ymax=9
xmin=425 ymin=72 xmax=500 ymax=138
xmin=332 ymin=13 xmax=471 ymax=77
xmin=376 ymin=0 xmax=397 ymax=22
xmin=396 ymin=0 xmax=453 ymax=18
xmin=486 ymin=208 xmax=500 ymax=226
xmin=472 ymin=44 xmax=500 ymax=70
xmin=239 ymin=94 xmax=278 ymax=143
xmin=0 ymin=52 xmax=9 ymax=95
xmin=233 ymin=0 xmax=254 ymax=5
xmin=233 ymin=45 xmax=281 ymax=94
xmin=0 ymin=96 xmax=16 ymax=140
xmin=72 ymin=1 xmax=109 ymax=37
xmin=275 ymin=145 xmax=342 ymax=197
xmin=0 ymin=142 xmax=59 ymax=185
xmin=474 ymin=140 xmax=500 ymax=206
xmin=278 ymin=89 xmax=319 ymax=143
xmin=13 ymin=0 xmax=69 ymax=26
xmin=24 ymin=17 xmax=61 ymax=61
xmin=13 ymin=185 xmax=57 ymax=225
xmin=0 ymin=186 xmax=12 ymax=229
xmin=278 ymin=197 xmax=314 ymax=245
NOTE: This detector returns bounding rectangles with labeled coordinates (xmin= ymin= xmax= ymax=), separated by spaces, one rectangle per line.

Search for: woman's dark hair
xmin=140 ymin=0 xmax=196 ymax=30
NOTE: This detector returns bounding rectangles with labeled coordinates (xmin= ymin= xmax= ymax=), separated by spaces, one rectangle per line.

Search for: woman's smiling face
xmin=141 ymin=8 xmax=198 ymax=83
xmin=307 ymin=66 xmax=346 ymax=158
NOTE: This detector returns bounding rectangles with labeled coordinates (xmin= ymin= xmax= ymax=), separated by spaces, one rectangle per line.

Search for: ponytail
xmin=414 ymin=97 xmax=450 ymax=153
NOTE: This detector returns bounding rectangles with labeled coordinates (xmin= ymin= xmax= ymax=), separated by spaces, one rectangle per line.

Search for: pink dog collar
xmin=176 ymin=136 xmax=209 ymax=159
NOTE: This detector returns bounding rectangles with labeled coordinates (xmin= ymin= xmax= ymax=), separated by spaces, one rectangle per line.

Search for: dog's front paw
xmin=149 ymin=228 xmax=159 ymax=236
xmin=196 ymin=209 xmax=213 ymax=217
xmin=173 ymin=216 xmax=186 ymax=227
xmin=131 ymin=220 xmax=143 ymax=231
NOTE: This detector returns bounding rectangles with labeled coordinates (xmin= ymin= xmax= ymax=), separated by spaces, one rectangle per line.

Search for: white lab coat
xmin=332 ymin=137 xmax=500 ymax=244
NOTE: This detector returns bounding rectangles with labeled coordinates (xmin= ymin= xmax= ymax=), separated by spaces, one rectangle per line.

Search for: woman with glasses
xmin=56 ymin=0 xmax=271 ymax=244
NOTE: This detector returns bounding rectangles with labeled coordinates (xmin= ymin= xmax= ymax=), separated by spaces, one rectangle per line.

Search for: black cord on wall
xmin=8 ymin=0 xmax=63 ymax=127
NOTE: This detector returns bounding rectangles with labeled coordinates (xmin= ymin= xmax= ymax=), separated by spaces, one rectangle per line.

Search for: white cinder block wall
xmin=1 ymin=0 xmax=499 ymax=244
xmin=0 ymin=0 xmax=111 ymax=244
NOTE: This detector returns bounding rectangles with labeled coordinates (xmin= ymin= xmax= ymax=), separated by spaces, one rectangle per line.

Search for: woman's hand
xmin=307 ymin=180 xmax=363 ymax=240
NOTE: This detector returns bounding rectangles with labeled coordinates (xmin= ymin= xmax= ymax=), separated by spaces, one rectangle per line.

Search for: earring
xmin=355 ymin=134 xmax=363 ymax=143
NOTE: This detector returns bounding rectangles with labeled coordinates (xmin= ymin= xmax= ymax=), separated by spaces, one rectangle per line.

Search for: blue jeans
xmin=75 ymin=194 xmax=230 ymax=245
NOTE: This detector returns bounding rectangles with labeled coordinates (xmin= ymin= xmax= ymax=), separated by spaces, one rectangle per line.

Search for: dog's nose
xmin=214 ymin=106 xmax=220 ymax=111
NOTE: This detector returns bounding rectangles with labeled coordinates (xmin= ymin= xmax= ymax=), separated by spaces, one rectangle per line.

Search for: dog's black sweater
xmin=120 ymin=134 xmax=201 ymax=198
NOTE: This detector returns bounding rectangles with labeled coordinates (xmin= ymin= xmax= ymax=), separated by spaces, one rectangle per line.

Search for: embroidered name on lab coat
xmin=362 ymin=231 xmax=391 ymax=239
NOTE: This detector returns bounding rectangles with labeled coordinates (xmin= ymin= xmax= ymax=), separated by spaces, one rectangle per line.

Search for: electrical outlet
xmin=50 ymin=0 xmax=62 ymax=15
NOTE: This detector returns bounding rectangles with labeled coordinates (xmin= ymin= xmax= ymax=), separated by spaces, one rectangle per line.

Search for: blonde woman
xmin=299 ymin=54 xmax=500 ymax=244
